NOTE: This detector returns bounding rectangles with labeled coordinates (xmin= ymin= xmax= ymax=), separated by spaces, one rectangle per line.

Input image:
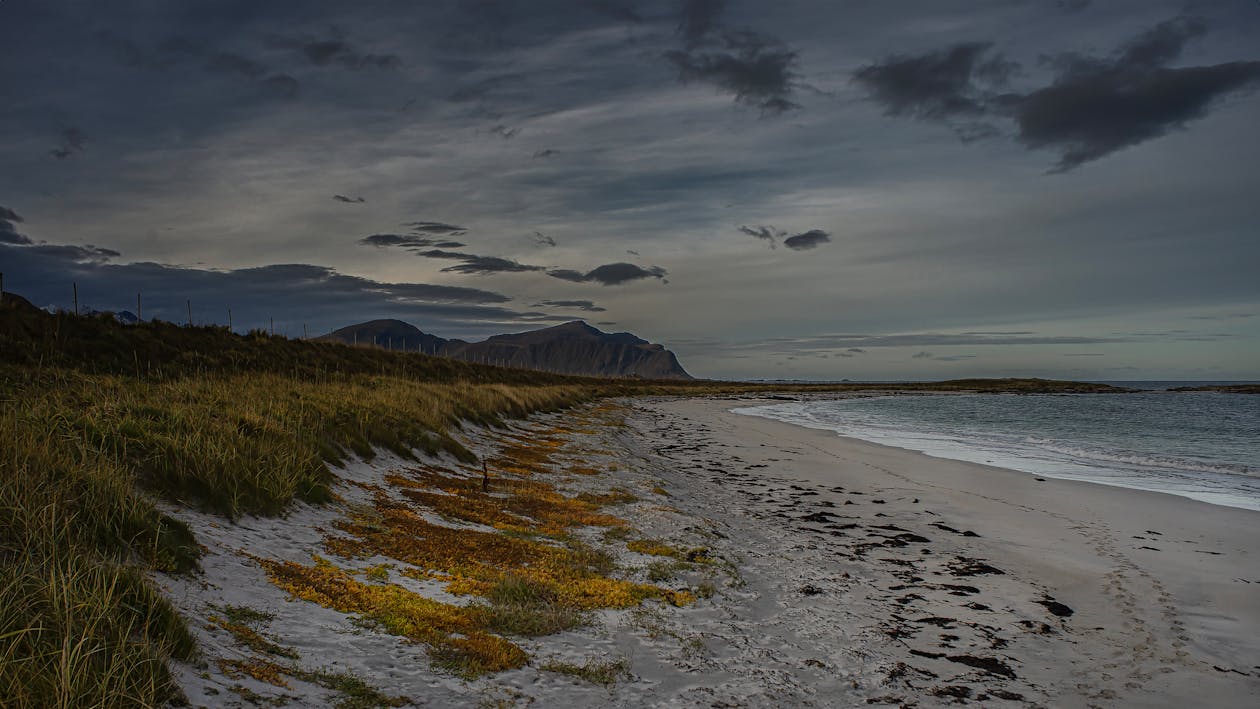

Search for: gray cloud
xmin=266 ymin=33 xmax=401 ymax=71
xmin=415 ymin=249 xmax=547 ymax=275
xmin=1011 ymin=17 xmax=1260 ymax=170
xmin=855 ymin=16 xmax=1260 ymax=170
xmin=782 ymin=229 xmax=830 ymax=250
xmin=532 ymin=149 xmax=558 ymax=159
xmin=532 ymin=231 xmax=557 ymax=247
xmin=0 ymin=224 xmax=554 ymax=336
xmin=489 ymin=124 xmax=520 ymax=139
xmin=533 ymin=299 xmax=607 ymax=312
xmin=359 ymin=234 xmax=466 ymax=250
xmin=667 ymin=31 xmax=801 ymax=113
xmin=49 ymin=127 xmax=86 ymax=160
xmin=912 ymin=351 xmax=932 ymax=359
xmin=333 ymin=194 xmax=366 ymax=203
xmin=853 ymin=42 xmax=1010 ymax=121
xmin=739 ymin=224 xmax=784 ymax=248
xmin=547 ymin=262 xmax=668 ymax=285
xmin=406 ymin=221 xmax=469 ymax=237
xmin=678 ymin=0 xmax=726 ymax=47
xmin=1 ymin=206 xmax=31 ymax=245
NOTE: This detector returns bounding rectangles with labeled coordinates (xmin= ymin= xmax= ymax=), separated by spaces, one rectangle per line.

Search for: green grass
xmin=480 ymin=576 xmax=588 ymax=637
xmin=540 ymin=657 xmax=631 ymax=687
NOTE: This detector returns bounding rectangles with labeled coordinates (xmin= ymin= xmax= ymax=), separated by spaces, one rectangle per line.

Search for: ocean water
xmin=732 ymin=391 xmax=1260 ymax=512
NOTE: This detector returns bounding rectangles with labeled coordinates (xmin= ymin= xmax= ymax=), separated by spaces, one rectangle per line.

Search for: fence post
xmin=137 ymin=292 xmax=142 ymax=321
xmin=270 ymin=317 xmax=274 ymax=336
xmin=228 ymin=308 xmax=233 ymax=332
xmin=73 ymin=282 xmax=79 ymax=315
xmin=186 ymin=300 xmax=192 ymax=326
xmin=303 ymin=323 xmax=308 ymax=340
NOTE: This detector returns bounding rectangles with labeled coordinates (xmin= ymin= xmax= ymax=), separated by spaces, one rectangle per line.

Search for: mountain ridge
xmin=319 ymin=319 xmax=693 ymax=380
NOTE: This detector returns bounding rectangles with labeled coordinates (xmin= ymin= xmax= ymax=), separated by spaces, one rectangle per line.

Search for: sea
xmin=731 ymin=382 xmax=1260 ymax=512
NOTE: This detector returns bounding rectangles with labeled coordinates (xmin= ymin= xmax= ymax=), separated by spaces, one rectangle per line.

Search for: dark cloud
xmin=49 ymin=127 xmax=86 ymax=160
xmin=533 ymin=299 xmax=607 ymax=312
xmin=0 ymin=228 xmax=549 ymax=335
xmin=738 ymin=224 xmax=785 ymax=248
xmin=678 ymin=0 xmax=726 ymax=47
xmin=416 ymin=249 xmax=547 ymax=275
xmin=333 ymin=194 xmax=366 ymax=203
xmin=406 ymin=221 xmax=469 ymax=237
xmin=532 ymin=149 xmax=558 ymax=158
xmin=853 ymin=42 xmax=1010 ymax=121
xmin=912 ymin=351 xmax=932 ymax=359
xmin=532 ymin=231 xmax=557 ymax=247
xmin=856 ymin=16 xmax=1260 ymax=170
xmin=1011 ymin=17 xmax=1260 ymax=170
xmin=359 ymin=234 xmax=466 ymax=250
xmin=1 ymin=206 xmax=31 ymax=245
xmin=782 ymin=229 xmax=830 ymax=250
xmin=266 ymin=32 xmax=401 ymax=71
xmin=667 ymin=31 xmax=801 ymax=113
xmin=846 ymin=348 xmax=865 ymax=353
xmin=489 ymin=124 xmax=520 ymax=139
xmin=547 ymin=262 xmax=667 ymax=286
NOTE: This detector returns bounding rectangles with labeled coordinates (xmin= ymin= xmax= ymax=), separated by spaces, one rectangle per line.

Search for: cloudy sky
xmin=3 ymin=0 xmax=1258 ymax=380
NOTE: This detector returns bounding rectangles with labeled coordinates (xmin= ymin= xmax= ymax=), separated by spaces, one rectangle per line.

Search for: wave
xmin=732 ymin=399 xmax=1260 ymax=513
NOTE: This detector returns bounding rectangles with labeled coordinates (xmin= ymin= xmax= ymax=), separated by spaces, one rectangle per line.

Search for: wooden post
xmin=303 ymin=323 xmax=308 ymax=340
xmin=228 ymin=308 xmax=233 ymax=331
xmin=136 ymin=292 xmax=142 ymax=321
xmin=186 ymin=299 xmax=192 ymax=326
xmin=482 ymin=461 xmax=490 ymax=492
xmin=270 ymin=317 xmax=274 ymax=336
xmin=353 ymin=332 xmax=358 ymax=346
xmin=73 ymin=282 xmax=79 ymax=315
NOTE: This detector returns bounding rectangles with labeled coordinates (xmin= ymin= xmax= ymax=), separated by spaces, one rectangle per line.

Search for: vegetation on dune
xmin=0 ymin=292 xmax=1132 ymax=706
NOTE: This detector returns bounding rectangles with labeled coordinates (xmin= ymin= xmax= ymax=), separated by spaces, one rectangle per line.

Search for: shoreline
xmin=628 ymin=396 xmax=1259 ymax=706
xmin=729 ymin=395 xmax=1260 ymax=514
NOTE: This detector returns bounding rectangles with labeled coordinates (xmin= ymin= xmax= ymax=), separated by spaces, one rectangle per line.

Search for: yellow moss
xmin=217 ymin=658 xmax=291 ymax=688
xmin=255 ymin=557 xmax=528 ymax=677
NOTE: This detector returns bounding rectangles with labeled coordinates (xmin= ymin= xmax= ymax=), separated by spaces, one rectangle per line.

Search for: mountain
xmin=322 ymin=319 xmax=448 ymax=354
xmin=319 ymin=320 xmax=692 ymax=379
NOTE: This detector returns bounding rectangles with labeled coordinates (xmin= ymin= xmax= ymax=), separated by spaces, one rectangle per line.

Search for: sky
xmin=2 ymin=0 xmax=1258 ymax=381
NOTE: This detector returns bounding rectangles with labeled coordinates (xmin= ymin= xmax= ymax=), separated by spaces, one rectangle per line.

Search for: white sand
xmin=162 ymin=396 xmax=1259 ymax=707
xmin=627 ymin=396 xmax=1260 ymax=707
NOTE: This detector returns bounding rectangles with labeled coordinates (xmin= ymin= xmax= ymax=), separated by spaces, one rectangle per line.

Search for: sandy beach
xmin=624 ymin=396 xmax=1260 ymax=707
xmin=164 ymin=395 xmax=1259 ymax=707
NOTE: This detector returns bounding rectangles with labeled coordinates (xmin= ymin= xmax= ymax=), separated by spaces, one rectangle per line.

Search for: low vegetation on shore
xmin=0 ymin=292 xmax=1129 ymax=707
